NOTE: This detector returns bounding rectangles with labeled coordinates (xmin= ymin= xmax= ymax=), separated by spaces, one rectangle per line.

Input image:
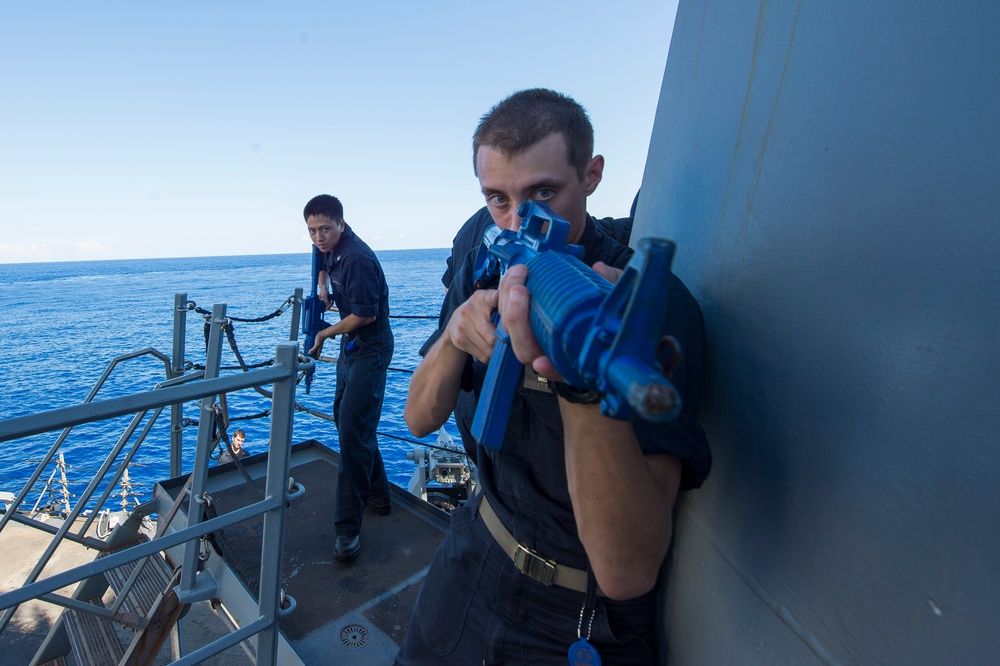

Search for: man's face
xmin=233 ymin=433 xmax=244 ymax=450
xmin=306 ymin=214 xmax=345 ymax=253
xmin=475 ymin=132 xmax=603 ymax=244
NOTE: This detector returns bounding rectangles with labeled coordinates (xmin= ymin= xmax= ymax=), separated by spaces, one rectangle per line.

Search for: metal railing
xmin=0 ymin=294 xmax=310 ymax=665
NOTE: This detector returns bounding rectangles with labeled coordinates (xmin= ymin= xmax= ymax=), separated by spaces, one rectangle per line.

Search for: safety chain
xmin=203 ymin=495 xmax=265 ymax=598
xmin=199 ymin=403 xmax=277 ymax=599
xmin=187 ymin=295 xmax=468 ymax=459
xmin=189 ymin=296 xmax=435 ymax=322
xmin=181 ymin=409 xmax=270 ymax=429
xmin=191 ymin=318 xmax=275 ymax=371
xmin=191 ymin=296 xmax=294 ymax=323
xmin=225 ymin=319 xmax=274 ymax=370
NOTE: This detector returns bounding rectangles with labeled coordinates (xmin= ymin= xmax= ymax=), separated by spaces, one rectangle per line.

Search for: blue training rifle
xmin=302 ymin=247 xmax=331 ymax=394
xmin=470 ymin=201 xmax=683 ymax=449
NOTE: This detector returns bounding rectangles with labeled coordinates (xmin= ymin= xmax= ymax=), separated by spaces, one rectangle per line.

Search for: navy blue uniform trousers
xmin=332 ymin=329 xmax=393 ymax=538
xmin=395 ymin=495 xmax=657 ymax=665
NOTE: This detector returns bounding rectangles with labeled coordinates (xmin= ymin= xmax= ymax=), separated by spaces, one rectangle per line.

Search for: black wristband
xmin=551 ymin=381 xmax=604 ymax=405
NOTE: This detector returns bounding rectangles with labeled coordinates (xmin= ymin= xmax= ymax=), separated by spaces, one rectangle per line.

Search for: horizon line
xmin=0 ymin=246 xmax=451 ymax=268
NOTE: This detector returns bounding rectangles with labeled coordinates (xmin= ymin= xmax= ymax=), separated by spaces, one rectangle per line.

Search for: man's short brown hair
xmin=472 ymin=88 xmax=595 ymax=179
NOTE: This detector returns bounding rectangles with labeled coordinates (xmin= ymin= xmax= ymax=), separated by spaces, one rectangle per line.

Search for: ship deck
xmin=154 ymin=439 xmax=449 ymax=665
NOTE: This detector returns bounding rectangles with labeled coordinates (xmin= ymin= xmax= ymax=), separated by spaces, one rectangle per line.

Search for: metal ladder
xmin=32 ymin=510 xmax=182 ymax=665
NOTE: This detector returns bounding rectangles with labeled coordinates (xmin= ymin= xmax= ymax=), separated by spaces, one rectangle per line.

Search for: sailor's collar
xmin=578 ymin=215 xmax=605 ymax=266
xmin=326 ymin=223 xmax=356 ymax=265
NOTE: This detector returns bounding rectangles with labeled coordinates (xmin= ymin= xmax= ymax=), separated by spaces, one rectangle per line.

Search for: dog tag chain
xmin=568 ymin=566 xmax=601 ymax=665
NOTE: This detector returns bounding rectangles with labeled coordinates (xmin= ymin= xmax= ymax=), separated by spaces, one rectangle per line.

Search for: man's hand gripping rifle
xmin=471 ymin=201 xmax=683 ymax=449
xmin=301 ymin=248 xmax=330 ymax=394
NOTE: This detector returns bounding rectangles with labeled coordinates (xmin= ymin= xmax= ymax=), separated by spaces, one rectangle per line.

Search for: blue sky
xmin=0 ymin=1 xmax=677 ymax=263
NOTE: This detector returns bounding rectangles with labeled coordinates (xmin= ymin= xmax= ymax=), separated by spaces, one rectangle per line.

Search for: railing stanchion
xmin=256 ymin=342 xmax=299 ymax=665
xmin=179 ymin=303 xmax=226 ymax=602
xmin=289 ymin=288 xmax=302 ymax=342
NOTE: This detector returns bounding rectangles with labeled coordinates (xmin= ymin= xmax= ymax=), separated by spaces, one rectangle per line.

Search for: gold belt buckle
xmin=513 ymin=544 xmax=557 ymax=586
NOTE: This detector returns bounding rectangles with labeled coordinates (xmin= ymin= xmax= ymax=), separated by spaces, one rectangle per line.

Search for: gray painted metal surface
xmin=640 ymin=1 xmax=999 ymax=663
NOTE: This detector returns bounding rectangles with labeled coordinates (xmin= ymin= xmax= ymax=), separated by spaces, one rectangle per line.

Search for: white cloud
xmin=0 ymin=243 xmax=53 ymax=261
xmin=76 ymin=239 xmax=111 ymax=256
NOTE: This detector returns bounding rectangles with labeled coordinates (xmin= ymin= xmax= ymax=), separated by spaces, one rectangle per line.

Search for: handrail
xmin=0 ymin=406 xmax=165 ymax=631
xmin=0 ymin=346 xmax=172 ymax=527
xmin=0 ymin=298 xmax=305 ymax=666
xmin=0 ymin=288 xmax=448 ymax=665
xmin=0 ymin=363 xmax=308 ymax=445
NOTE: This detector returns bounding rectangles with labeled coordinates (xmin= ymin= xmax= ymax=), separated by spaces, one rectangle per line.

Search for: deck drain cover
xmin=340 ymin=624 xmax=370 ymax=649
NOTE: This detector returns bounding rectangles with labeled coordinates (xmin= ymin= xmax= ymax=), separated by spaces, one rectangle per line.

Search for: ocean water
xmin=0 ymin=250 xmax=457 ymax=511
